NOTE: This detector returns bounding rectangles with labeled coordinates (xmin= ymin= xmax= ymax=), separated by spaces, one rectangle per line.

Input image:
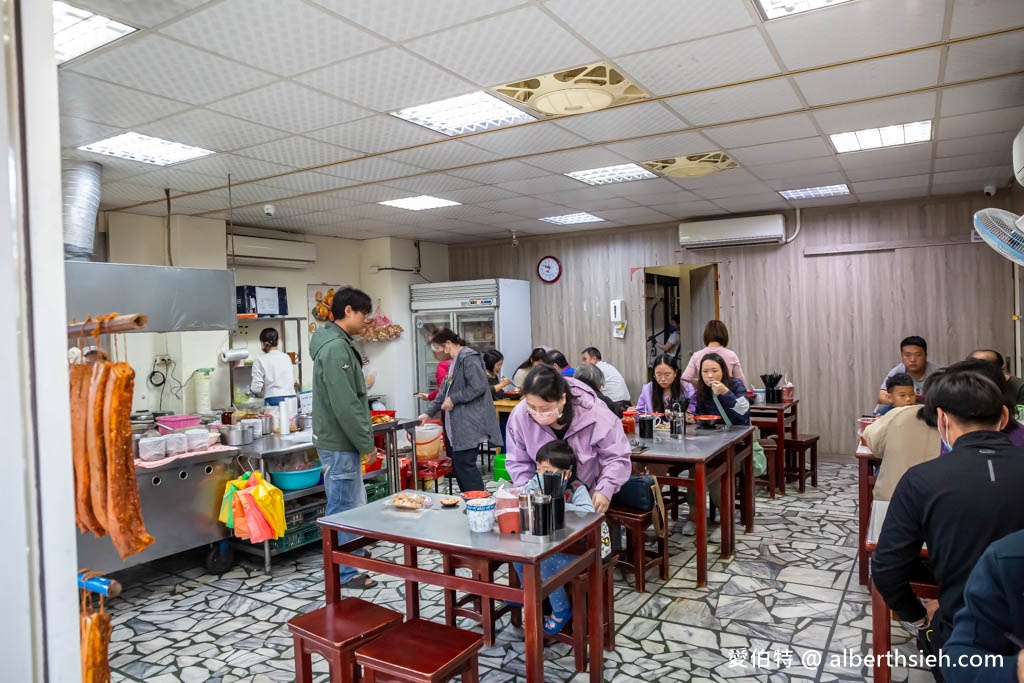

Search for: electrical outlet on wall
xmin=154 ymin=354 xmax=172 ymax=365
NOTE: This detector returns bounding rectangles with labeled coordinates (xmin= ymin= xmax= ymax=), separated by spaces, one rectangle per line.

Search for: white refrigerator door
xmin=413 ymin=311 xmax=455 ymax=396
xmin=455 ymin=309 xmax=496 ymax=353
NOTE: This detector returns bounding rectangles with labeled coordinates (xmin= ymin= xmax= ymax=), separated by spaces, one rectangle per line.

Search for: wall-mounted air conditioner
xmin=226 ymin=235 xmax=316 ymax=269
xmin=679 ymin=214 xmax=786 ymax=250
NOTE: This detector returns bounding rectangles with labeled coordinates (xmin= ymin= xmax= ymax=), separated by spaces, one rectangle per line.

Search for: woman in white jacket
xmin=250 ymin=328 xmax=297 ymax=406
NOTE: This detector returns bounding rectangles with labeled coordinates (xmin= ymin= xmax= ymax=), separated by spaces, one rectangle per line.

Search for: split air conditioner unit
xmin=679 ymin=214 xmax=786 ymax=250
xmin=226 ymin=235 xmax=316 ymax=269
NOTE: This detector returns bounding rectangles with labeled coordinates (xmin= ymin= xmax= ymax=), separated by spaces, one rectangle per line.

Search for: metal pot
xmin=298 ymin=413 xmax=313 ymax=430
xmin=260 ymin=413 xmax=273 ymax=435
xmin=220 ymin=426 xmax=244 ymax=447
xmin=240 ymin=424 xmax=255 ymax=444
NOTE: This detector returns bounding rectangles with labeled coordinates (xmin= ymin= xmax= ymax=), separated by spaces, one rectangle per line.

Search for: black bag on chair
xmin=611 ymin=475 xmax=656 ymax=510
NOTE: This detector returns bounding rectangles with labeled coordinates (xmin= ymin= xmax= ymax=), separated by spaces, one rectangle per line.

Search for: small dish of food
xmin=440 ymin=497 xmax=460 ymax=508
xmin=461 ymin=490 xmax=490 ymax=501
xmin=389 ymin=493 xmax=430 ymax=510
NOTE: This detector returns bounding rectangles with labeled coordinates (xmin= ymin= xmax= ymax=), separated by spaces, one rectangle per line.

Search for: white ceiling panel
xmin=793 ymin=49 xmax=941 ymax=106
xmin=266 ymin=194 xmax=361 ymax=213
xmin=667 ymin=79 xmax=804 ymax=126
xmin=712 ymin=193 xmax=791 ymax=212
xmin=58 ymin=72 xmax=191 ymax=128
xmin=335 ymin=185 xmax=421 ymax=203
xmin=617 ymin=28 xmax=780 ymax=96
xmin=934 ymin=150 xmax=1012 ymax=173
xmin=60 ymin=116 xmax=120 ymax=148
xmin=932 ymin=165 xmax=1014 ymax=186
xmin=172 ymin=153 xmax=293 ymax=183
xmin=543 ymin=0 xmax=753 ymax=57
xmin=605 ymin=131 xmax=715 ymax=163
xmin=525 ymin=147 xmax=632 ymax=173
xmin=567 ymin=196 xmax=643 ymax=212
xmin=69 ymin=35 xmax=275 ymax=105
xmin=106 ymin=205 xmax=165 ymax=217
xmin=690 ymin=181 xmax=776 ymax=200
xmin=945 ymin=32 xmax=1024 ymax=82
xmin=405 ymin=6 xmax=598 ymax=86
xmin=135 ymin=109 xmax=288 ymax=152
xmin=949 ymin=0 xmax=1024 ymax=39
xmin=475 ymin=197 xmax=568 ymax=214
xmin=940 ymin=75 xmax=1024 ymax=117
xmin=938 ymin=106 xmax=1024 ymax=140
xmin=325 ymin=218 xmax=404 ymax=233
xmin=381 ymin=173 xmax=481 ymax=195
xmin=835 ymin=142 xmax=934 ymax=170
xmin=230 ymin=203 xmax=315 ymax=221
xmin=811 ymin=92 xmax=938 ymax=133
xmin=209 ymin=82 xmax=370 ymax=134
xmin=127 ymin=167 xmax=225 ymax=192
xmin=298 ymin=48 xmax=476 ymax=112
xmin=260 ymin=171 xmax=359 ymax=194
xmin=529 ymin=186 xmax=619 ymax=205
xmin=160 ymin=0 xmax=383 ymax=76
xmin=704 ymin=113 xmax=819 ymax=150
xmin=746 ymin=156 xmax=842 ymax=180
xmin=314 ymin=0 xmax=526 ymax=42
xmin=857 ymin=187 xmax=937 ymax=203
xmin=673 ymin=168 xmax=761 ymax=190
xmin=306 ymin=115 xmax=446 ymax=154
xmin=851 ymin=174 xmax=931 ymax=194
xmin=553 ymin=102 xmax=686 ymax=144
xmin=495 ymin=174 xmax=586 ymax=195
xmin=98 ymin=181 xmax=169 ymax=205
xmin=505 ymin=204 xmax=578 ymax=220
xmin=441 ymin=185 xmax=519 ymax=204
xmin=449 ymin=159 xmax=553 ymax=184
xmin=785 ymin=194 xmax=858 ymax=208
xmin=332 ymin=203 xmax=410 ymax=220
xmin=235 ymin=136 xmax=360 ymax=169
xmin=936 ymin=130 xmax=1016 ymax=157
xmin=843 ymin=160 xmax=934 ymax=183
xmin=326 ymin=157 xmax=426 ymax=183
xmin=592 ymin=207 xmax=673 ymax=225
xmin=931 ymin=181 xmax=990 ymax=196
xmin=70 ymin=0 xmax=213 ymax=28
xmin=764 ymin=0 xmax=946 ymax=70
xmin=463 ymin=124 xmax=587 ymax=157
xmin=647 ymin=200 xmax=722 ymax=218
xmin=616 ymin=189 xmax=699 ymax=206
xmin=728 ymin=137 xmax=833 ymax=166
xmin=383 ymin=141 xmax=502 ymax=170
xmin=766 ymin=171 xmax=848 ymax=192
xmin=600 ymin=178 xmax=686 ymax=197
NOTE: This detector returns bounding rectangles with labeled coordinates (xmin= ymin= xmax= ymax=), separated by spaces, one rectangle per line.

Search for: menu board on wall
xmin=307 ymin=284 xmax=342 ymax=336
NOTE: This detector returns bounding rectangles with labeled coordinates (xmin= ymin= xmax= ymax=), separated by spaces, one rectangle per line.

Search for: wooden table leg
xmin=322 ymin=528 xmax=340 ymax=604
xmin=404 ymin=545 xmax=420 ymax=619
xmin=871 ymin=579 xmax=891 ymax=683
xmin=720 ymin=450 xmax=735 ymax=560
xmin=775 ymin=411 xmax=787 ymax=495
xmin=741 ymin=442 xmax=755 ymax=533
xmin=858 ymin=457 xmax=871 ymax=586
xmin=522 ymin=562 xmax=544 ymax=682
xmin=695 ymin=463 xmax=708 ymax=587
xmin=588 ymin=530 xmax=603 ymax=683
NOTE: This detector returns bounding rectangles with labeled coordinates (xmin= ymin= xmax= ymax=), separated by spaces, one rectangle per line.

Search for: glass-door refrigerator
xmin=410 ymin=279 xmax=531 ymax=397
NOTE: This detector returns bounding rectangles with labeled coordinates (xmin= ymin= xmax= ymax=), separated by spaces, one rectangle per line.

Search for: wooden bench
xmin=287 ymin=597 xmax=403 ymax=683
xmin=606 ymin=504 xmax=669 ymax=593
xmin=355 ymin=618 xmax=483 ymax=683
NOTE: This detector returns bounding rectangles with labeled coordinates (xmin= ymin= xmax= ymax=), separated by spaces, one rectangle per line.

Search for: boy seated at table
xmin=874 ymin=372 xmax=918 ymax=417
xmin=516 ymin=439 xmax=609 ymax=636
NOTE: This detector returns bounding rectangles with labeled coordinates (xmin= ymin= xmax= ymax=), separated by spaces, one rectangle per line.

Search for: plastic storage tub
xmin=269 ymin=463 xmax=322 ymax=491
xmin=156 ymin=414 xmax=201 ymax=435
xmin=138 ymin=436 xmax=166 ymax=462
xmin=164 ymin=433 xmax=188 ymax=456
xmin=415 ymin=424 xmax=444 ymax=460
xmin=185 ymin=429 xmax=209 ymax=452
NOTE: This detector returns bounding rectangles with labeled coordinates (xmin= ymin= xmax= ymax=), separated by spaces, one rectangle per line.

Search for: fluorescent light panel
xmin=565 ymin=163 xmax=658 ymax=186
xmin=78 ymin=131 xmax=215 ymax=166
xmin=538 ymin=212 xmax=605 ymax=225
xmin=54 ymin=1 xmax=136 ymax=64
xmin=758 ymin=0 xmax=854 ymax=20
xmin=779 ymin=184 xmax=850 ymax=200
xmin=390 ymin=91 xmax=535 ymax=136
xmin=830 ymin=120 xmax=932 ymax=153
xmin=378 ymin=195 xmax=461 ymax=211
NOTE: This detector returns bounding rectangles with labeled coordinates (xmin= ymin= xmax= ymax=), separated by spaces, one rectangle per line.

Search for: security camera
xmin=263 ymin=204 xmax=276 ymax=218
xmin=984 ymin=185 xmax=996 ymax=198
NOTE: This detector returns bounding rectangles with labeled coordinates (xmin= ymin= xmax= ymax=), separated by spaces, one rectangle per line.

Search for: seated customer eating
xmin=636 ymin=354 xmax=694 ymax=416
xmin=871 ymin=362 xmax=1024 ymax=678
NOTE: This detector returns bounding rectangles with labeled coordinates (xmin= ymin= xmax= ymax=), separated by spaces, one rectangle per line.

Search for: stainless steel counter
xmin=235 ymin=430 xmax=316 ymax=459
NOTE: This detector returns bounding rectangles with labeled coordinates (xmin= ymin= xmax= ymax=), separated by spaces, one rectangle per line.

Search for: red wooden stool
xmin=606 ymin=505 xmax=669 ymax=593
xmin=355 ymin=618 xmax=483 ymax=683
xmin=754 ymin=437 xmax=778 ymax=499
xmin=784 ymin=433 xmax=819 ymax=492
xmin=547 ymin=551 xmax=620 ymax=671
xmin=442 ymin=553 xmax=520 ymax=646
xmin=287 ymin=597 xmax=403 ymax=683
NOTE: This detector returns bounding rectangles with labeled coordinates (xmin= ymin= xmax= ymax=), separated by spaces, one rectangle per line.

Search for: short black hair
xmin=900 ymin=335 xmax=927 ymax=352
xmin=545 ymin=349 xmax=570 ymax=369
xmin=259 ymin=328 xmax=279 ymax=346
xmin=885 ymin=372 xmax=914 ymax=392
xmin=536 ymin=439 xmax=576 ymax=473
xmin=924 ymin=361 xmax=1005 ymax=427
xmin=581 ymin=347 xmax=602 ymax=361
xmin=331 ymin=286 xmax=372 ymax=320
xmin=483 ymin=349 xmax=504 ymax=373
xmin=430 ymin=328 xmax=466 ymax=347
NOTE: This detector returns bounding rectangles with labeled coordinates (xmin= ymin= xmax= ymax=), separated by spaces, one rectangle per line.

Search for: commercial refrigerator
xmin=410 ymin=279 xmax=531 ymax=396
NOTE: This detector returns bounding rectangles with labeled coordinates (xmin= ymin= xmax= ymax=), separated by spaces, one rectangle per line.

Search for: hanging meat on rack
xmin=85 ymin=362 xmax=111 ymax=531
xmin=80 ymin=580 xmax=112 ymax=683
xmin=70 ymin=364 xmax=103 ymax=536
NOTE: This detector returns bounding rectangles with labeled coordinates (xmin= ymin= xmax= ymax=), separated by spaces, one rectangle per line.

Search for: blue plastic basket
xmin=269 ymin=463 xmax=322 ymax=491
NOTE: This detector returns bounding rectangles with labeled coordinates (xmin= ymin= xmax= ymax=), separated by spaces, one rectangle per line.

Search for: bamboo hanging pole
xmin=67 ymin=314 xmax=147 ymax=339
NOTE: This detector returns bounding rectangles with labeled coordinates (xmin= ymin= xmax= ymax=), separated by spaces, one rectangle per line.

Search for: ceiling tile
xmin=543 ymin=0 xmax=753 ymax=57
xmin=600 ymin=178 xmax=686 ymax=197
xmin=949 ymin=0 xmax=1024 ymax=39
xmin=266 ymin=194 xmax=361 ymax=213
xmin=236 ymin=136 xmax=361 ymax=169
xmin=327 ymin=157 xmax=426 ymax=182
xmin=747 ymin=156 xmax=842 ymax=180
xmin=843 ymin=160 xmax=934 ymax=183
xmin=728 ymin=137 xmax=833 ymax=166
xmin=463 ymin=124 xmax=587 ymax=157
xmin=932 ymin=165 xmax=1013 ymax=186
xmin=764 ymin=0 xmax=946 ymax=70
xmin=449 ymin=159 xmax=553 ymax=184
xmin=525 ymin=147 xmax=632 ymax=173
xmin=475 ymin=197 xmax=568 ymax=214
xmin=785 ymin=194 xmax=858 ymax=208
xmin=69 ymin=0 xmax=212 ymax=28
xmin=937 ymin=106 xmax=1024 ymax=140
xmin=568 ymin=196 xmax=642 ymax=212
xmin=382 ymin=173 xmax=480 ymax=195
xmin=605 ymin=131 xmax=715 ymax=163
xmin=209 ymin=82 xmax=371 ymax=134
xmin=231 ymin=202 xmax=314 ymax=221
xmin=945 ymin=32 xmax=1024 ymax=82
xmin=106 ymin=205 xmax=166 ymax=217
xmin=137 ymin=109 xmax=289 ymax=152
xmin=936 ymin=130 xmax=1016 ymax=157
xmin=127 ymin=167 xmax=224 ymax=192
xmin=69 ymin=35 xmax=275 ymax=105
xmin=591 ymin=207 xmax=673 ymax=225
xmin=673 ymin=167 xmax=761 ymax=189
xmin=691 ymin=181 xmax=778 ymax=200
xmin=704 ymin=113 xmax=819 ymax=149
xmin=649 ymin=200 xmax=722 ymax=219
xmin=441 ymin=185 xmax=519 ymax=204
xmin=260 ymin=171 xmax=359 ymax=194
xmin=811 ymin=92 xmax=938 ymax=133
xmin=857 ymin=187 xmax=936 ymax=203
xmin=851 ymin=174 xmax=931 ymax=194
xmin=313 ymin=0 xmax=525 ymax=42
xmin=405 ymin=6 xmax=598 ymax=86
xmin=553 ymin=102 xmax=686 ymax=144
xmin=172 ymin=153 xmax=293 ymax=183
xmin=59 ymin=72 xmax=192 ymax=128
xmin=623 ymin=189 xmax=700 ymax=205
xmin=99 ymin=181 xmax=168 ymax=206
xmin=530 ymin=186 xmax=618 ymax=205
xmin=793 ymin=49 xmax=941 ymax=106
xmin=506 ymin=204 xmax=578 ymax=220
xmin=934 ymin=150 xmax=1012 ymax=173
xmin=931 ymin=180 xmax=988 ymax=197
xmin=667 ymin=79 xmax=804 ymax=126
xmin=617 ymin=28 xmax=780 ymax=96
xmin=836 ymin=142 xmax=934 ymax=170
xmin=494 ymin=174 xmax=584 ymax=195
xmin=335 ymin=185 xmax=420 ymax=203
xmin=60 ymin=116 xmax=121 ymax=148
xmin=298 ymin=48 xmax=475 ymax=112
xmin=383 ymin=141 xmax=503 ymax=170
xmin=306 ymin=114 xmax=446 ymax=154
xmin=713 ymin=193 xmax=790 ymax=212
xmin=767 ymin=171 xmax=848 ymax=192
xmin=940 ymin=74 xmax=1024 ymax=117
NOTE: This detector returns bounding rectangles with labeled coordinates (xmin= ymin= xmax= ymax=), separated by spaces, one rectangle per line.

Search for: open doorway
xmin=644 ymin=263 xmax=719 ymax=377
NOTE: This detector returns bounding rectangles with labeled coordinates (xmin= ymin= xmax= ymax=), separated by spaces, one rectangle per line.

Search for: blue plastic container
xmin=269 ymin=463 xmax=322 ymax=491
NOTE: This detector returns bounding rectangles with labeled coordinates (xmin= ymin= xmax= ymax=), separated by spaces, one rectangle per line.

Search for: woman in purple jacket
xmin=636 ymin=354 xmax=696 ymax=415
xmin=506 ymin=365 xmax=630 ymax=512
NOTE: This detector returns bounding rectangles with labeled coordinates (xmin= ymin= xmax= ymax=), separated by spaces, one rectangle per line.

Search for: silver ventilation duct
xmin=62 ymin=160 xmax=102 ymax=261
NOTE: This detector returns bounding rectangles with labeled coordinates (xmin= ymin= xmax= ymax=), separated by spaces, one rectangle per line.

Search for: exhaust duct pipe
xmin=62 ymin=160 xmax=102 ymax=261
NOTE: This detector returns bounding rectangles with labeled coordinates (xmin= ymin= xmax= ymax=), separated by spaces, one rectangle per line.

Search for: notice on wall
xmin=307 ymin=284 xmax=342 ymax=336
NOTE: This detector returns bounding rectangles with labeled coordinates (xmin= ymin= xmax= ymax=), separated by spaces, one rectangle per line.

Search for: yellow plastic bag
xmin=249 ymin=472 xmax=286 ymax=539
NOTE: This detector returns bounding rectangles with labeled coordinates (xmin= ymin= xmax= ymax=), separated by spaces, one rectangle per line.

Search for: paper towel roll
xmin=221 ymin=348 xmax=249 ymax=363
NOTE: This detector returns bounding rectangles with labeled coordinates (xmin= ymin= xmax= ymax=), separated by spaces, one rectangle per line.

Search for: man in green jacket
xmin=311 ymin=286 xmax=377 ymax=590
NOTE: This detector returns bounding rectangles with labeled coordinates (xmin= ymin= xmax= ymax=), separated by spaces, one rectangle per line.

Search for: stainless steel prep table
xmin=372 ymin=418 xmax=419 ymax=495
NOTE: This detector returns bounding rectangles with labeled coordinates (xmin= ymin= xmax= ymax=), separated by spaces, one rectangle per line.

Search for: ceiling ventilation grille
xmin=493 ymin=61 xmax=646 ymax=116
xmin=642 ymin=152 xmax=739 ymax=178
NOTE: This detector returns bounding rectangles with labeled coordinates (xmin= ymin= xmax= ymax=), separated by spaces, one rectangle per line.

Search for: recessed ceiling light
xmin=378 ymin=195 xmax=461 ymax=211
xmin=757 ymin=0 xmax=854 ymax=20
xmin=390 ymin=91 xmax=535 ymax=137
xmin=829 ymin=120 xmax=932 ymax=153
xmin=538 ymin=212 xmax=605 ymax=225
xmin=78 ymin=132 xmax=215 ymax=166
xmin=779 ymin=184 xmax=850 ymax=200
xmin=53 ymin=1 xmax=136 ymax=64
xmin=565 ymin=163 xmax=658 ymax=186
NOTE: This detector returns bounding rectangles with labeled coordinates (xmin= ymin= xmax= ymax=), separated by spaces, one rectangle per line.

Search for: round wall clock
xmin=537 ymin=255 xmax=562 ymax=283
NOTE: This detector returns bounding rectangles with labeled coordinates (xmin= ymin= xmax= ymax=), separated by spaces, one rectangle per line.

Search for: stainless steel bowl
xmin=220 ymin=426 xmax=244 ymax=446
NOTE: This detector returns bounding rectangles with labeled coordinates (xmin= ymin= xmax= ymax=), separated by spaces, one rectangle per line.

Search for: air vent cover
xmin=494 ymin=62 xmax=646 ymax=116
xmin=642 ymin=152 xmax=739 ymax=178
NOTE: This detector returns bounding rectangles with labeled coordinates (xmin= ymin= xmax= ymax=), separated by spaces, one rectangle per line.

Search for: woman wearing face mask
xmin=249 ymin=328 xmax=297 ymax=406
xmin=415 ymin=343 xmax=452 ymax=402
xmin=417 ymin=329 xmax=501 ymax=493
xmin=505 ymin=364 xmax=631 ymax=513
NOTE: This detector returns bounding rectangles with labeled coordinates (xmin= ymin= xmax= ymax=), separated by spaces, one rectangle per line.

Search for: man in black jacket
xmin=871 ymin=362 xmax=1024 ymax=681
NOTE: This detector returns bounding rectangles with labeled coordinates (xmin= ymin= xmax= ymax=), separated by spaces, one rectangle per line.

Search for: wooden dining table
xmin=856 ymin=442 xmax=882 ymax=586
xmin=318 ymin=490 xmax=605 ymax=682
xmin=750 ymin=400 xmax=799 ymax=495
xmin=492 ymin=397 xmax=521 ymax=415
xmin=631 ymin=426 xmax=755 ymax=587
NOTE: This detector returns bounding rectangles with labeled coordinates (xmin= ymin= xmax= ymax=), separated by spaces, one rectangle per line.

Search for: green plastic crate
xmin=493 ymin=464 xmax=511 ymax=482
xmin=365 ymin=477 xmax=390 ymax=502
xmin=270 ymin=523 xmax=321 ymax=553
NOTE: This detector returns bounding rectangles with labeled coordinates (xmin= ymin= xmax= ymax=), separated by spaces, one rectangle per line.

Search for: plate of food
xmin=461 ymin=490 xmax=490 ymax=501
xmin=440 ymin=496 xmax=460 ymax=508
xmin=694 ymin=414 xmax=720 ymax=425
xmin=386 ymin=493 xmax=431 ymax=510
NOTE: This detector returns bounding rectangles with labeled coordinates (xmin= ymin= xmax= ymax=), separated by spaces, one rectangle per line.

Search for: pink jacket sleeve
xmin=427 ymin=360 xmax=451 ymax=401
xmin=681 ymin=351 xmax=699 ymax=384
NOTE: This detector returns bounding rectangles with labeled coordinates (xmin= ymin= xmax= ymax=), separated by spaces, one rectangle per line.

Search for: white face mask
xmin=940 ymin=413 xmax=952 ymax=451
